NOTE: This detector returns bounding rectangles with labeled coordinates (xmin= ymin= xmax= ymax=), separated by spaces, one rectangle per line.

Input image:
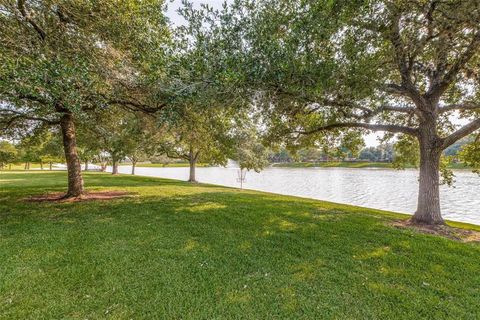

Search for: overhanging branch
xmin=443 ymin=118 xmax=480 ymax=148
xmin=296 ymin=122 xmax=418 ymax=136
xmin=429 ymin=30 xmax=480 ymax=98
xmin=108 ymin=98 xmax=166 ymax=114
xmin=439 ymin=103 xmax=480 ymax=113
xmin=17 ymin=0 xmax=46 ymax=40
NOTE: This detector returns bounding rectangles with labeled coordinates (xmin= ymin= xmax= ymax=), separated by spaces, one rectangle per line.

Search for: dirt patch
xmin=27 ymin=191 xmax=134 ymax=203
xmin=391 ymin=220 xmax=480 ymax=243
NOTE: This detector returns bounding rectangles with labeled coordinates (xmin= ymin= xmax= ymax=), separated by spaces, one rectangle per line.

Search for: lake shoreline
xmin=111 ymin=165 xmax=480 ymax=226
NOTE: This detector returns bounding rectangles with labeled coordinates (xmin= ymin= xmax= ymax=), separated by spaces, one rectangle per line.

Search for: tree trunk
xmin=60 ymin=113 xmax=84 ymax=198
xmin=188 ymin=150 xmax=198 ymax=183
xmin=24 ymin=162 xmax=27 ymax=170
xmin=112 ymin=157 xmax=119 ymax=175
xmin=49 ymin=162 xmax=52 ymax=170
xmin=40 ymin=161 xmax=43 ymax=170
xmin=412 ymin=133 xmax=444 ymax=225
xmin=9 ymin=164 xmax=11 ymax=170
xmin=131 ymin=161 xmax=136 ymax=175
xmin=85 ymin=160 xmax=88 ymax=171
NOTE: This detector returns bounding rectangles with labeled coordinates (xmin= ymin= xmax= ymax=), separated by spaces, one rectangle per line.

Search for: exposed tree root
xmin=391 ymin=219 xmax=480 ymax=243
xmin=27 ymin=191 xmax=133 ymax=203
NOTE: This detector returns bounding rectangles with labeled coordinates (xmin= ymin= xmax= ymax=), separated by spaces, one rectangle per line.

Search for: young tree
xmin=126 ymin=118 xmax=160 ymax=175
xmin=157 ymin=105 xmax=233 ymax=182
xmin=39 ymin=131 xmax=64 ymax=170
xmin=0 ymin=141 xmax=17 ymax=170
xmin=232 ymin=125 xmax=269 ymax=173
xmin=17 ymin=135 xmax=43 ymax=170
xmin=0 ymin=0 xmax=168 ymax=197
xmin=93 ymin=108 xmax=156 ymax=175
xmin=208 ymin=0 xmax=480 ymax=225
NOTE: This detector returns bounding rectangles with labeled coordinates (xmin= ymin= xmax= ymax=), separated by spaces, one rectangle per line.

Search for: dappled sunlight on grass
xmin=1 ymin=172 xmax=479 ymax=319
xmin=355 ymin=246 xmax=392 ymax=260
xmin=226 ymin=290 xmax=252 ymax=304
xmin=175 ymin=202 xmax=227 ymax=213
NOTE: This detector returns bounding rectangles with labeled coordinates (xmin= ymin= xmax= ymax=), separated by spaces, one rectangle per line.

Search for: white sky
xmin=165 ymin=0 xmax=385 ymax=147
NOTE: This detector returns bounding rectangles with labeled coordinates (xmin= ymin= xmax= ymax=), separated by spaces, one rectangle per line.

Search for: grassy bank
xmin=0 ymin=172 xmax=479 ymax=319
xmin=273 ymin=161 xmax=472 ymax=169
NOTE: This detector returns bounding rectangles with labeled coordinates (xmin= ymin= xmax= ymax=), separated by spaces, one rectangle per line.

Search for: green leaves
xmin=459 ymin=135 xmax=480 ymax=175
xmin=0 ymin=140 xmax=18 ymax=167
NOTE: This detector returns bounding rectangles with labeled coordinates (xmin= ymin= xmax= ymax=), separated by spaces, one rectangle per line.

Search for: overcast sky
xmin=165 ymin=0 xmax=382 ymax=147
xmin=166 ymin=0 xmax=228 ymax=25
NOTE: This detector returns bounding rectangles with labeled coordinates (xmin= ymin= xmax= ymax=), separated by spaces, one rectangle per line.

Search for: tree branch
xmin=108 ymin=98 xmax=166 ymax=114
xmin=429 ymin=30 xmax=480 ymax=98
xmin=17 ymin=0 xmax=46 ymax=40
xmin=296 ymin=122 xmax=418 ymax=136
xmin=439 ymin=103 xmax=480 ymax=113
xmin=377 ymin=105 xmax=416 ymax=114
xmin=0 ymin=109 xmax=60 ymax=125
xmin=442 ymin=118 xmax=480 ymax=148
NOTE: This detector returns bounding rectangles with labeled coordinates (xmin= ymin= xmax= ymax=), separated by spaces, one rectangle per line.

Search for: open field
xmin=0 ymin=172 xmax=479 ymax=319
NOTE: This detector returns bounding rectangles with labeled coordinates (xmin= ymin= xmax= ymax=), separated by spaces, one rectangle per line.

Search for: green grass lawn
xmin=1 ymin=163 xmax=45 ymax=170
xmin=0 ymin=172 xmax=479 ymax=319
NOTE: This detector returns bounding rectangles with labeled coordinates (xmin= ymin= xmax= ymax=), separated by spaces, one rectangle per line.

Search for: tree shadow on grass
xmin=2 ymin=179 xmax=480 ymax=318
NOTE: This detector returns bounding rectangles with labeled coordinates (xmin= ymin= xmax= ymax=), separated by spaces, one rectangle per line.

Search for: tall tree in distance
xmin=209 ymin=0 xmax=480 ymax=225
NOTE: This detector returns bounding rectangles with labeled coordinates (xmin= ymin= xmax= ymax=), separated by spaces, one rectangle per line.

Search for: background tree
xmin=232 ymin=125 xmax=269 ymax=173
xmin=156 ymin=105 xmax=234 ymax=182
xmin=17 ymin=134 xmax=43 ymax=170
xmin=38 ymin=131 xmax=65 ymax=170
xmin=126 ymin=117 xmax=162 ymax=175
xmin=0 ymin=140 xmax=17 ymax=170
xmin=459 ymin=134 xmax=480 ymax=174
xmin=151 ymin=2 xmax=248 ymax=183
xmin=204 ymin=0 xmax=480 ymax=225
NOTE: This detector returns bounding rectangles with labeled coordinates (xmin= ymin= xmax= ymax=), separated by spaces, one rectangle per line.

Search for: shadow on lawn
xmin=2 ymin=172 xmax=480 ymax=318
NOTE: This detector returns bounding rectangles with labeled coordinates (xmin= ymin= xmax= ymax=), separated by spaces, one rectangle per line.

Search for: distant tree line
xmin=269 ymin=137 xmax=473 ymax=164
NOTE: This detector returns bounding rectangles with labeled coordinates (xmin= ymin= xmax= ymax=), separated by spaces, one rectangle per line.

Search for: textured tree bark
xmin=112 ymin=157 xmax=119 ymax=175
xmin=188 ymin=150 xmax=197 ymax=183
xmin=412 ymin=124 xmax=444 ymax=225
xmin=131 ymin=160 xmax=137 ymax=175
xmin=60 ymin=113 xmax=84 ymax=198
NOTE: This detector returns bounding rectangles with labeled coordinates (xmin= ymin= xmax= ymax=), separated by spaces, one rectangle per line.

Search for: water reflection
xmin=114 ymin=166 xmax=480 ymax=225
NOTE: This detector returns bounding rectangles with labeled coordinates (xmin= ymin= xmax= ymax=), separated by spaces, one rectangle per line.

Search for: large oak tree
xmin=206 ymin=0 xmax=480 ymax=225
xmin=0 ymin=0 xmax=168 ymax=197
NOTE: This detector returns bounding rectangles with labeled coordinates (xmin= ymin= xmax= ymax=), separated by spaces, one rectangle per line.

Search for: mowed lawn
xmin=0 ymin=172 xmax=479 ymax=319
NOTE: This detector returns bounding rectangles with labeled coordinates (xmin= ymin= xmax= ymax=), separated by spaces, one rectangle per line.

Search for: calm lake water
xmin=114 ymin=165 xmax=480 ymax=225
